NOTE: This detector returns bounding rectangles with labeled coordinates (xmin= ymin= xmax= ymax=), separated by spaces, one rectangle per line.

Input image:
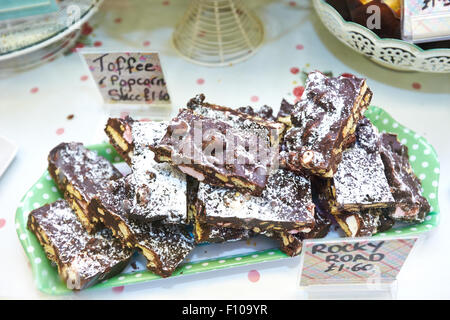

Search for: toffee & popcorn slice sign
xmin=81 ymin=52 xmax=171 ymax=106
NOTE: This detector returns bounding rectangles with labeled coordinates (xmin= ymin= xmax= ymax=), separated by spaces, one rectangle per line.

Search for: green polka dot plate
xmin=15 ymin=106 xmax=440 ymax=295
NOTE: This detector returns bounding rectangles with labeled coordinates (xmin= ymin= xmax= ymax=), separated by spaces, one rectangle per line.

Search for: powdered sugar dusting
xmin=188 ymin=94 xmax=279 ymax=135
xmin=197 ymin=168 xmax=315 ymax=224
xmin=334 ymin=120 xmax=394 ymax=206
xmin=98 ymin=178 xmax=194 ymax=274
xmin=158 ymin=109 xmax=275 ymax=192
xmin=129 ymin=121 xmax=187 ymax=224
xmin=129 ymin=149 xmax=187 ymax=223
xmin=49 ymin=143 xmax=122 ymax=200
xmin=285 ymin=71 xmax=366 ymax=169
xmin=132 ymin=120 xmax=168 ymax=149
xmin=130 ymin=221 xmax=194 ymax=273
xmin=379 ymin=133 xmax=430 ymax=222
xmin=29 ymin=200 xmax=132 ymax=282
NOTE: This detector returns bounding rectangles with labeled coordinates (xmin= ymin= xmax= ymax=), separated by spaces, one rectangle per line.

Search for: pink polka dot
xmin=296 ymin=44 xmax=304 ymax=50
xmin=112 ymin=286 xmax=124 ymax=293
xmin=56 ymin=128 xmax=64 ymax=135
xmin=248 ymin=270 xmax=260 ymax=282
xmin=250 ymin=96 xmax=259 ymax=102
xmin=289 ymin=1 xmax=297 ymax=6
xmin=162 ymin=0 xmax=170 ymax=5
xmin=80 ymin=75 xmax=88 ymax=81
xmin=290 ymin=67 xmax=299 ymax=74
xmin=412 ymin=82 xmax=421 ymax=90
xmin=196 ymin=78 xmax=205 ymax=85
xmin=94 ymin=41 xmax=102 ymax=47
xmin=143 ymin=41 xmax=151 ymax=47
xmin=293 ymin=85 xmax=305 ymax=98
xmin=114 ymin=18 xmax=122 ymax=24
xmin=30 ymin=87 xmax=39 ymax=94
xmin=0 ymin=218 xmax=6 ymax=229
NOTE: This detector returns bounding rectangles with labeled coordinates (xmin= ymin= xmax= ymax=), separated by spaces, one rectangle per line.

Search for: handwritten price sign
xmin=299 ymin=237 xmax=418 ymax=287
xmin=81 ymin=52 xmax=171 ymax=106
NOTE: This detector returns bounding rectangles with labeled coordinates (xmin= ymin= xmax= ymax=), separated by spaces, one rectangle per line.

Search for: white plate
xmin=0 ymin=136 xmax=18 ymax=178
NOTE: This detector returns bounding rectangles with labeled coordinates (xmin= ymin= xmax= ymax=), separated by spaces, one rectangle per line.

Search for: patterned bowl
xmin=313 ymin=0 xmax=450 ymax=73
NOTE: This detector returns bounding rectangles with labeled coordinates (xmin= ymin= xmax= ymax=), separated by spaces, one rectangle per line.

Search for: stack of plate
xmin=0 ymin=0 xmax=103 ymax=74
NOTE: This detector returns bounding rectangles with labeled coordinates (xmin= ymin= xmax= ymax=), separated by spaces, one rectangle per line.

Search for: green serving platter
xmin=15 ymin=106 xmax=440 ymax=295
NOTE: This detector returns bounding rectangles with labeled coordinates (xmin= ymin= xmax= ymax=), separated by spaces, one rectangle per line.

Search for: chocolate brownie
xmin=276 ymin=99 xmax=295 ymax=127
xmin=194 ymin=221 xmax=254 ymax=244
xmin=187 ymin=94 xmax=285 ymax=146
xmin=186 ymin=176 xmax=199 ymax=224
xmin=150 ymin=108 xmax=278 ymax=196
xmin=105 ymin=117 xmax=135 ymax=165
xmin=48 ymin=142 xmax=122 ymax=233
xmin=105 ymin=117 xmax=187 ymax=224
xmin=380 ymin=133 xmax=430 ymax=223
xmin=262 ymin=208 xmax=331 ymax=257
xmin=105 ymin=117 xmax=168 ymax=165
xmin=262 ymin=230 xmax=304 ymax=257
xmin=89 ymin=178 xmax=195 ymax=277
xmin=188 ymin=174 xmax=253 ymax=244
xmin=195 ymin=168 xmax=316 ymax=233
xmin=283 ymin=71 xmax=372 ymax=177
xmin=313 ymin=118 xmax=394 ymax=214
xmin=27 ymin=200 xmax=133 ymax=290
xmin=334 ymin=208 xmax=395 ymax=237
xmin=302 ymin=207 xmax=332 ymax=239
xmin=237 ymin=105 xmax=277 ymax=122
xmin=127 ymin=146 xmax=187 ymax=224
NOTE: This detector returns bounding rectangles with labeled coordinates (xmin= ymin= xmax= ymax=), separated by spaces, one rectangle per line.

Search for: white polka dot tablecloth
xmin=0 ymin=0 xmax=449 ymax=299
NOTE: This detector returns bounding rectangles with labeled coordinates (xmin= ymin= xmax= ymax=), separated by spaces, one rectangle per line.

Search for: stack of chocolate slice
xmin=281 ymin=72 xmax=429 ymax=237
xmin=29 ymin=140 xmax=195 ymax=290
xmin=27 ymin=71 xmax=430 ymax=290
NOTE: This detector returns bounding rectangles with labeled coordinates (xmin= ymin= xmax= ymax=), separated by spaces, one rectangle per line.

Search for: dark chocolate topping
xmin=28 ymin=200 xmax=132 ymax=287
xmin=127 ymin=119 xmax=187 ymax=224
xmin=277 ymin=99 xmax=295 ymax=119
xmin=195 ymin=222 xmax=253 ymax=244
xmin=187 ymin=94 xmax=282 ymax=134
xmin=336 ymin=207 xmax=395 ymax=237
xmin=284 ymin=71 xmax=370 ymax=173
xmin=334 ymin=119 xmax=394 ymax=206
xmin=237 ymin=105 xmax=276 ymax=122
xmin=48 ymin=142 xmax=122 ymax=202
xmin=302 ymin=207 xmax=332 ymax=239
xmin=94 ymin=178 xmax=195 ymax=276
xmin=156 ymin=108 xmax=275 ymax=192
xmin=197 ymin=168 xmax=315 ymax=228
xmin=380 ymin=133 xmax=430 ymax=222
